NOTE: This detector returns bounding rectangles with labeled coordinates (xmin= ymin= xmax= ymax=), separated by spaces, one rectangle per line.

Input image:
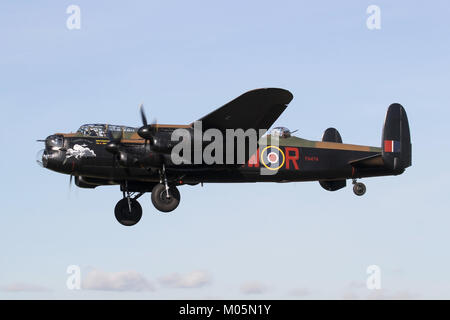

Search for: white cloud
xmin=82 ymin=269 xmax=154 ymax=292
xmin=0 ymin=282 xmax=50 ymax=292
xmin=159 ymin=270 xmax=211 ymax=289
xmin=240 ymin=281 xmax=269 ymax=295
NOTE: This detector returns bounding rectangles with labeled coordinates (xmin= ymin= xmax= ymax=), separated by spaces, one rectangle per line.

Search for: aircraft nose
xmin=37 ymin=135 xmax=67 ymax=171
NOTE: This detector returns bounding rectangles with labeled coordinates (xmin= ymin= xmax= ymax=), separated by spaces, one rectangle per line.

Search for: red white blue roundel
xmin=260 ymin=146 xmax=285 ymax=171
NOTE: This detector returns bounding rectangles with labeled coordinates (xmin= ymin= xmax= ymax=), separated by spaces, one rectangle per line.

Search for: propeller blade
xmin=140 ymin=103 xmax=148 ymax=126
xmin=137 ymin=103 xmax=158 ymax=141
xmin=106 ymin=130 xmax=123 ymax=155
xmin=36 ymin=149 xmax=45 ymax=167
xmin=69 ymin=174 xmax=73 ymax=193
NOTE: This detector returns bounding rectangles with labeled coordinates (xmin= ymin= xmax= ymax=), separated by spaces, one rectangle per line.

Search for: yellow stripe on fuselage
xmin=314 ymin=141 xmax=373 ymax=152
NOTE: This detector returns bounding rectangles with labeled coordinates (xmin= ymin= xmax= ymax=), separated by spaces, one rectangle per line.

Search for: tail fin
xmin=319 ymin=128 xmax=346 ymax=191
xmin=322 ymin=127 xmax=343 ymax=143
xmin=382 ymin=103 xmax=412 ymax=170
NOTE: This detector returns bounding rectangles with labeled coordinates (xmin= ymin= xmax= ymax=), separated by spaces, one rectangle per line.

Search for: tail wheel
xmin=353 ymin=182 xmax=366 ymax=196
xmin=114 ymin=198 xmax=142 ymax=226
xmin=151 ymin=183 xmax=180 ymax=212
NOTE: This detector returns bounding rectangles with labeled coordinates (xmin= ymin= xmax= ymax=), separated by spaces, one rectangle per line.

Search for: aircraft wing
xmin=195 ymin=88 xmax=293 ymax=134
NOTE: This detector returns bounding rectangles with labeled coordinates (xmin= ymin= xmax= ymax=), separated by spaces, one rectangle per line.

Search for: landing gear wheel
xmin=114 ymin=198 xmax=142 ymax=226
xmin=151 ymin=183 xmax=180 ymax=213
xmin=353 ymin=182 xmax=366 ymax=196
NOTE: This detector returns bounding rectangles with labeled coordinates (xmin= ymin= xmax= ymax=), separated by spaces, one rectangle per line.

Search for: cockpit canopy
xmin=77 ymin=124 xmax=137 ymax=138
xmin=270 ymin=126 xmax=292 ymax=138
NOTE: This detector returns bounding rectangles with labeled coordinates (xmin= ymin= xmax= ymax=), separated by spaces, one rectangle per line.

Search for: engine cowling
xmin=117 ymin=151 xmax=140 ymax=167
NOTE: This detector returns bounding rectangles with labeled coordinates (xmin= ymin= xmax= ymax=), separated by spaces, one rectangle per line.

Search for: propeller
xmin=104 ymin=104 xmax=162 ymax=177
xmin=105 ymin=130 xmax=123 ymax=171
xmin=67 ymin=174 xmax=80 ymax=200
xmin=36 ymin=149 xmax=45 ymax=167
xmin=105 ymin=130 xmax=122 ymax=153
xmin=137 ymin=104 xmax=158 ymax=148
xmin=140 ymin=103 xmax=148 ymax=126
xmin=69 ymin=174 xmax=73 ymax=191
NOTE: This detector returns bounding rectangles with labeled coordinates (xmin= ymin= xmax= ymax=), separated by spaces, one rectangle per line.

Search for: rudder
xmin=382 ymin=103 xmax=412 ymax=170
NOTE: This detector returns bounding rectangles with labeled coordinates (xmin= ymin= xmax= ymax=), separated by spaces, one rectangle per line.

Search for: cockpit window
xmin=77 ymin=124 xmax=107 ymax=137
xmin=270 ymin=126 xmax=291 ymax=138
xmin=77 ymin=124 xmax=137 ymax=138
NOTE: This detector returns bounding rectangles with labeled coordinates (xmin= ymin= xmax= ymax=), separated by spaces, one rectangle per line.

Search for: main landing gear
xmin=352 ymin=179 xmax=366 ymax=196
xmin=152 ymin=164 xmax=181 ymax=212
xmin=151 ymin=183 xmax=181 ymax=212
xmin=114 ymin=190 xmax=144 ymax=226
xmin=114 ymin=165 xmax=181 ymax=226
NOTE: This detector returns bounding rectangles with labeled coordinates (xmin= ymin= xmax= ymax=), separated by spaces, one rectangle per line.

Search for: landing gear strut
xmin=114 ymin=182 xmax=144 ymax=226
xmin=114 ymin=166 xmax=183 ymax=224
xmin=352 ymin=179 xmax=366 ymax=196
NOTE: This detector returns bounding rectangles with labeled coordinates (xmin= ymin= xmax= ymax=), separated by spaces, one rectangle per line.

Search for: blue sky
xmin=0 ymin=0 xmax=449 ymax=299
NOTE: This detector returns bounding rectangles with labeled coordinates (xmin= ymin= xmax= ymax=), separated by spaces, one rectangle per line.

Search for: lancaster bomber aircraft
xmin=37 ymin=88 xmax=412 ymax=226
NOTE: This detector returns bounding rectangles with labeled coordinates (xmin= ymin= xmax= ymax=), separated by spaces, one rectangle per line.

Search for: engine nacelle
xmin=117 ymin=151 xmax=139 ymax=167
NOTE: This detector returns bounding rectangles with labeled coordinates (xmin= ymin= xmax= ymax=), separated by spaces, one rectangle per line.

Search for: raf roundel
xmin=260 ymin=146 xmax=285 ymax=171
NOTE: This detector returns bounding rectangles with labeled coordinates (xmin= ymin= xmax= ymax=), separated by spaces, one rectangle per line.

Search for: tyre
xmin=353 ymin=182 xmax=366 ymax=196
xmin=114 ymin=198 xmax=142 ymax=226
xmin=151 ymin=183 xmax=181 ymax=212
